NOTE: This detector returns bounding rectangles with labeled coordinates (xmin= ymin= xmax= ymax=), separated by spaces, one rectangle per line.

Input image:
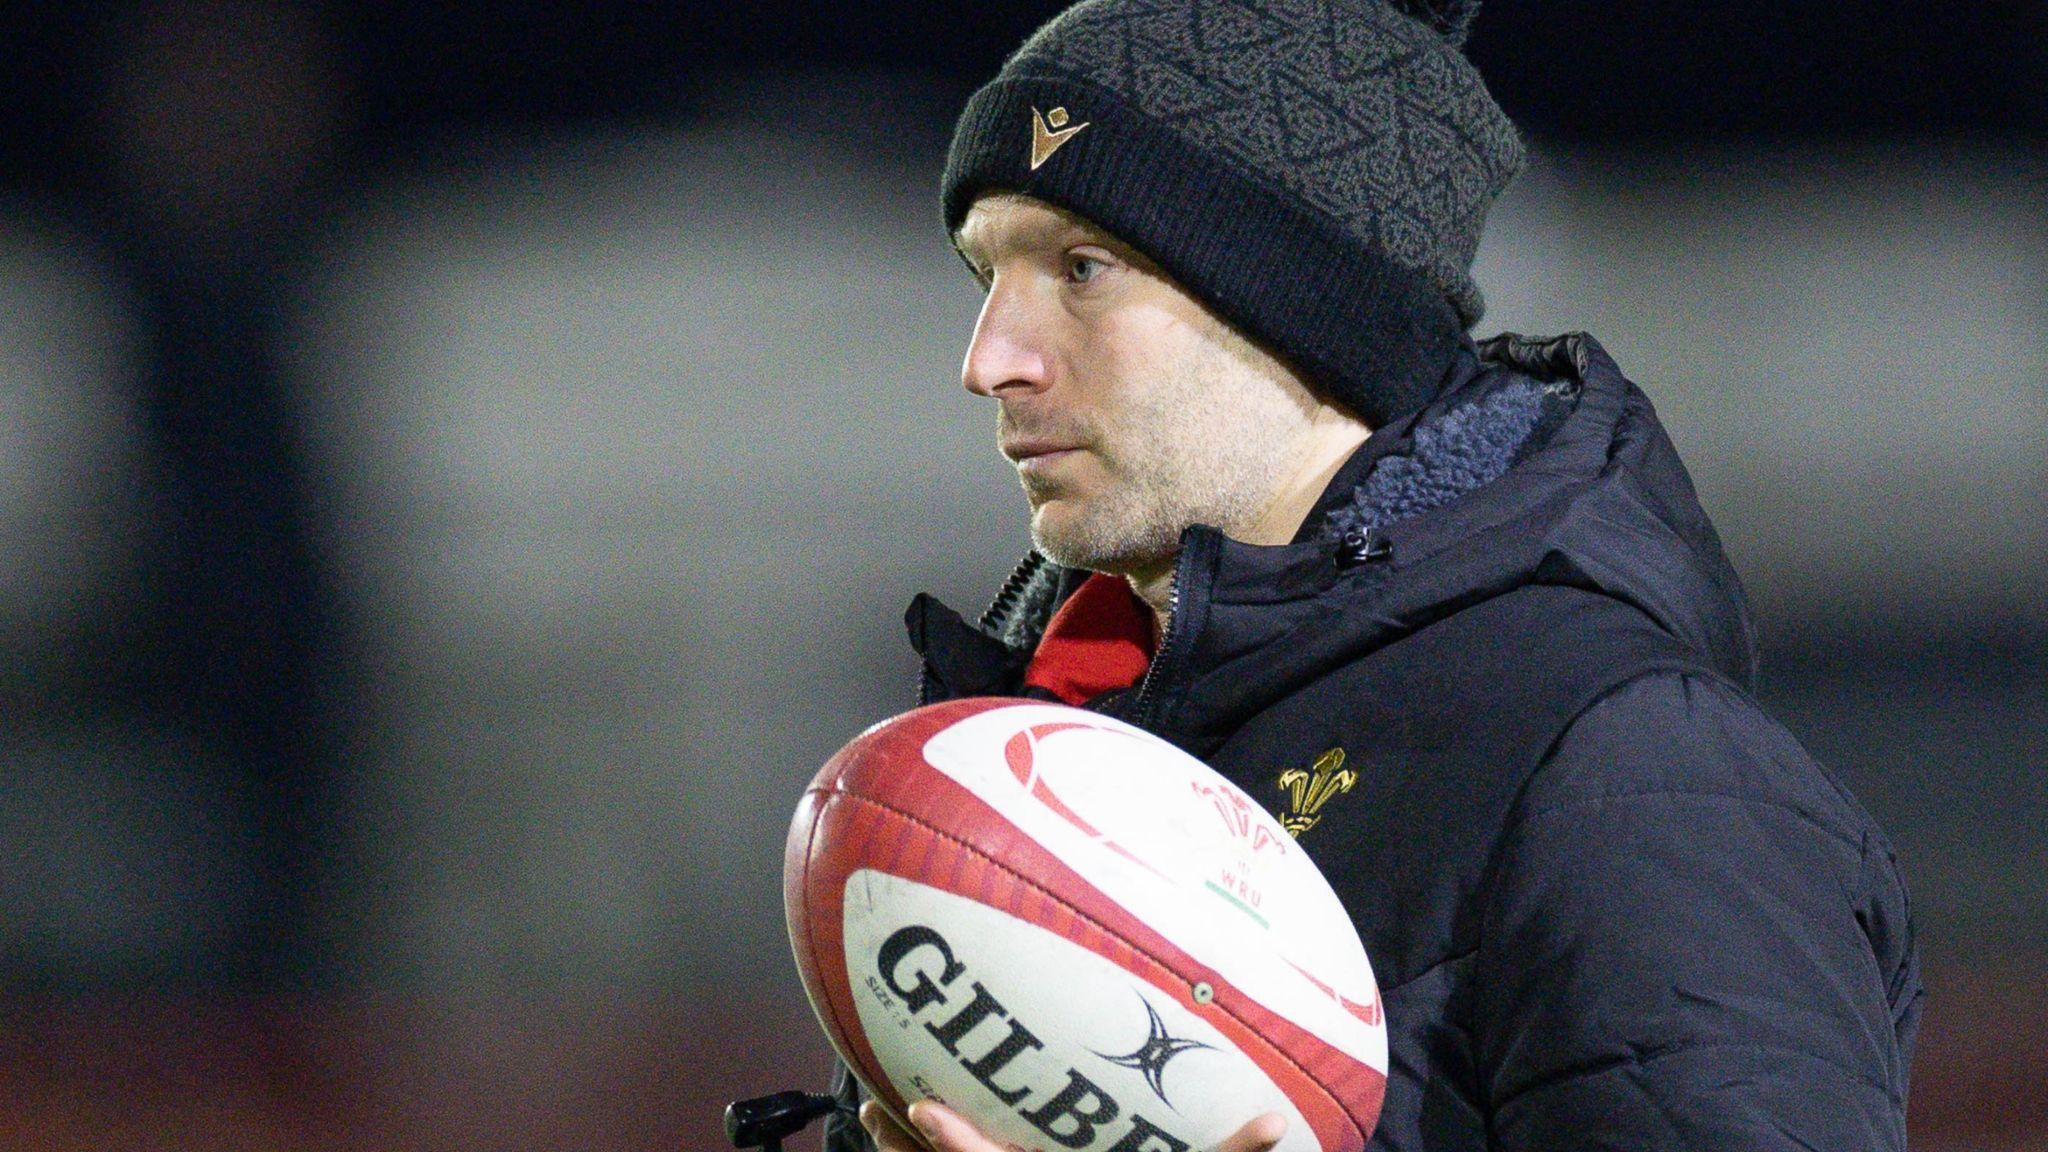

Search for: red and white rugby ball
xmin=785 ymin=698 xmax=1385 ymax=1152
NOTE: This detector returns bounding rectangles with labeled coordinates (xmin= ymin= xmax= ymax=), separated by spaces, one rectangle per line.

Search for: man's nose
xmin=962 ymin=279 xmax=1051 ymax=399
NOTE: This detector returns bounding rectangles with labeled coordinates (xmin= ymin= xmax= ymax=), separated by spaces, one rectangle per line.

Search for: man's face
xmin=953 ymin=194 xmax=1326 ymax=578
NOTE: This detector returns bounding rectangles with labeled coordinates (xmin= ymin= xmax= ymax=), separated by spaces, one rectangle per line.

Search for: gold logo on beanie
xmin=1029 ymin=105 xmax=1089 ymax=170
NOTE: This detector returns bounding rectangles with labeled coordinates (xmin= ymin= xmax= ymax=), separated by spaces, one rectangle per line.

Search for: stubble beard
xmin=1024 ymin=459 xmax=1188 ymax=578
xmin=1015 ymin=340 xmax=1307 ymax=579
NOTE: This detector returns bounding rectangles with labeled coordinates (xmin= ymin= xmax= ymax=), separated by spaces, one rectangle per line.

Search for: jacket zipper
xmin=920 ymin=550 xmax=1048 ymax=707
xmin=1129 ymin=529 xmax=1217 ymax=729
xmin=978 ymin=550 xmax=1049 ymax=634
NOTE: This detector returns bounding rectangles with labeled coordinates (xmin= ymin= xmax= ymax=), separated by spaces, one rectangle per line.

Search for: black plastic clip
xmin=725 ymin=1091 xmax=844 ymax=1152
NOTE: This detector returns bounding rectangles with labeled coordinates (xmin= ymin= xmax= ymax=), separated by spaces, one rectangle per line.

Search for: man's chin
xmin=1029 ymin=505 xmax=1171 ymax=577
xmin=1030 ymin=507 xmax=1108 ymax=572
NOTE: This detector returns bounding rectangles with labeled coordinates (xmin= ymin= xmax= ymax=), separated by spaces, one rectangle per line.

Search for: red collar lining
xmin=1021 ymin=573 xmax=1157 ymax=706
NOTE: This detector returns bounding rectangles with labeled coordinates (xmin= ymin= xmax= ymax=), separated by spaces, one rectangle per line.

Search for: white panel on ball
xmin=843 ymin=869 xmax=1316 ymax=1152
xmin=919 ymin=705 xmax=1383 ymax=1069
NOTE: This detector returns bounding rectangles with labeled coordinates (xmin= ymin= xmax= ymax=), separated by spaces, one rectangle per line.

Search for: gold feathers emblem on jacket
xmin=1278 ymin=747 xmax=1357 ymax=837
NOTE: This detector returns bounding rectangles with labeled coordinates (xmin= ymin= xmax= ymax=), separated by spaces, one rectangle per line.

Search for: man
xmin=815 ymin=0 xmax=1922 ymax=1148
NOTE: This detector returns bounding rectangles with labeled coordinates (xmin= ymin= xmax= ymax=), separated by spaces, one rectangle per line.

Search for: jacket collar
xmin=914 ymin=332 xmax=1757 ymax=755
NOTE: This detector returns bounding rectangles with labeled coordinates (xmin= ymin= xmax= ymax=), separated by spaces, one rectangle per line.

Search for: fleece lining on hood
xmin=1325 ymin=377 xmax=1569 ymax=541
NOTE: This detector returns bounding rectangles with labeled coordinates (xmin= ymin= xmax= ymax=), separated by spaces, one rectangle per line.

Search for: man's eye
xmin=1067 ymin=254 xmax=1105 ymax=283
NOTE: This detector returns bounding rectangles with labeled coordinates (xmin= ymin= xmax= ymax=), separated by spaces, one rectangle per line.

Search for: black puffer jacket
xmin=833 ymin=333 xmax=1921 ymax=1151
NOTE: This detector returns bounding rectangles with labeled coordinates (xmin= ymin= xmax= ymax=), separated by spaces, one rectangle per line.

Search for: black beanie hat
xmin=941 ymin=0 xmax=1524 ymax=427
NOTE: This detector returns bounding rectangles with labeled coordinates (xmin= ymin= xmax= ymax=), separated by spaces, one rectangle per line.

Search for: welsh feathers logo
xmin=1030 ymin=105 xmax=1089 ymax=170
xmin=1191 ymin=781 xmax=1287 ymax=859
xmin=1278 ymin=748 xmax=1356 ymax=837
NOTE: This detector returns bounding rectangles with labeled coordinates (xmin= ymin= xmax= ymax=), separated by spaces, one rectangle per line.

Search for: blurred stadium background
xmin=0 ymin=2 xmax=2041 ymax=1148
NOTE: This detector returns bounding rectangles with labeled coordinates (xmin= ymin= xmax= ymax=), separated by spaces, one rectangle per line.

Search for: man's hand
xmin=860 ymin=1099 xmax=1287 ymax=1152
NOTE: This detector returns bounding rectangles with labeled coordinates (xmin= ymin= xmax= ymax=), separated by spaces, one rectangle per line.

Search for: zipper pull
xmin=1336 ymin=525 xmax=1393 ymax=569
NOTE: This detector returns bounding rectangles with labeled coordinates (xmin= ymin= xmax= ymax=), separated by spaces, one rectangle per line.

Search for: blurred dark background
xmin=0 ymin=2 xmax=2041 ymax=1149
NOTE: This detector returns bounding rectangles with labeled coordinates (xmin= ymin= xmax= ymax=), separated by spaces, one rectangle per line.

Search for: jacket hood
xmin=1326 ymin=331 xmax=1754 ymax=679
xmin=1142 ymin=331 xmax=1757 ymax=752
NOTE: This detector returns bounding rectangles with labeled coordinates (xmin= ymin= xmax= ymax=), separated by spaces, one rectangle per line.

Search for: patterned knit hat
xmin=941 ymin=0 xmax=1523 ymax=427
